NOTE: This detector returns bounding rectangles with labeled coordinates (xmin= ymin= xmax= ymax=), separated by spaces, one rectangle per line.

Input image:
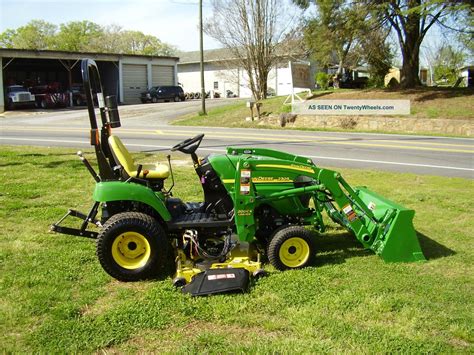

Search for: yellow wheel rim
xmin=279 ymin=237 xmax=310 ymax=268
xmin=111 ymin=232 xmax=151 ymax=270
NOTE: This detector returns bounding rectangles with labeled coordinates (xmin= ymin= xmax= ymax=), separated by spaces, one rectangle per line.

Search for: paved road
xmin=1 ymin=101 xmax=473 ymax=179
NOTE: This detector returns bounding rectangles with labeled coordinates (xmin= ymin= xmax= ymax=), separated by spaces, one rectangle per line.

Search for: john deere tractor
xmin=52 ymin=59 xmax=425 ymax=296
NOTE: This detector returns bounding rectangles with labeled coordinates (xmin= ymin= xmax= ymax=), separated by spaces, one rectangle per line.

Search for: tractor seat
xmin=108 ymin=135 xmax=170 ymax=179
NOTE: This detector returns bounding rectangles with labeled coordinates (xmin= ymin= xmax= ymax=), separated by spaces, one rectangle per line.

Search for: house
xmin=177 ymin=48 xmax=316 ymax=98
xmin=384 ymin=66 xmax=432 ymax=87
xmin=459 ymin=65 xmax=474 ymax=87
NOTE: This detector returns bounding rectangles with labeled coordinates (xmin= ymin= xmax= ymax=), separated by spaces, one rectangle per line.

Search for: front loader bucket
xmin=356 ymin=187 xmax=425 ymax=262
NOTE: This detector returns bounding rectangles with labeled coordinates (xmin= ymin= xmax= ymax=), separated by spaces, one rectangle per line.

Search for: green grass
xmin=176 ymin=96 xmax=289 ymax=127
xmin=174 ymin=88 xmax=474 ymax=136
xmin=1 ymin=146 xmax=473 ymax=353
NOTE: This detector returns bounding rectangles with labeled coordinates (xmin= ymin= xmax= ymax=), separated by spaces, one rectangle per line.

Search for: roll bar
xmin=80 ymin=58 xmax=116 ymax=180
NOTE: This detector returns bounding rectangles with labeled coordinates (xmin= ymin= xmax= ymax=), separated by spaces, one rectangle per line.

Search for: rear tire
xmin=151 ymin=97 xmax=158 ymax=103
xmin=96 ymin=212 xmax=170 ymax=281
xmin=267 ymin=226 xmax=315 ymax=271
xmin=174 ymin=95 xmax=180 ymax=102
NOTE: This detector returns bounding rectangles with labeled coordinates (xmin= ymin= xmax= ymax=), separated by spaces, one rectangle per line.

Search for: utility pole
xmin=199 ymin=0 xmax=207 ymax=115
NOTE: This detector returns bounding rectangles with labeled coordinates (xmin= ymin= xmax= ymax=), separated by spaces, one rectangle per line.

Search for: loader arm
xmin=314 ymin=168 xmax=425 ymax=262
xmin=230 ymin=148 xmax=425 ymax=263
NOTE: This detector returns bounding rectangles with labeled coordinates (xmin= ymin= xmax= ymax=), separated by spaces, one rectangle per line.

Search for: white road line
xmin=306 ymin=155 xmax=474 ymax=172
xmin=1 ymin=137 xmax=473 ymax=173
xmin=0 ymin=137 xmax=90 ymax=145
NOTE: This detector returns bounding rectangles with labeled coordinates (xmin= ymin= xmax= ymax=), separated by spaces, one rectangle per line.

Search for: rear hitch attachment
xmin=50 ymin=202 xmax=101 ymax=239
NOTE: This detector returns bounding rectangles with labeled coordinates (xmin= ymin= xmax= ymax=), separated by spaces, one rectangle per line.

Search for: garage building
xmin=0 ymin=48 xmax=179 ymax=112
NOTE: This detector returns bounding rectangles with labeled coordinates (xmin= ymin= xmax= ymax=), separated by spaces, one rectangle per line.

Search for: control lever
xmin=136 ymin=164 xmax=143 ymax=178
xmin=77 ymin=151 xmax=100 ymax=182
xmin=164 ymin=155 xmax=175 ymax=195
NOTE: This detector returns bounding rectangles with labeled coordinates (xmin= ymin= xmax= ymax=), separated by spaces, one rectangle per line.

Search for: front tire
xmin=267 ymin=226 xmax=316 ymax=271
xmin=96 ymin=212 xmax=170 ymax=281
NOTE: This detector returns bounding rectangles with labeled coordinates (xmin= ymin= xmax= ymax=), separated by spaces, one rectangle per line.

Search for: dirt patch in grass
xmin=81 ymin=281 xmax=153 ymax=317
xmin=101 ymin=320 xmax=283 ymax=353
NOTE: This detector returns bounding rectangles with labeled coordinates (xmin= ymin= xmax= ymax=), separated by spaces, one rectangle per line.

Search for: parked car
xmin=140 ymin=86 xmax=185 ymax=103
xmin=5 ymin=85 xmax=35 ymax=109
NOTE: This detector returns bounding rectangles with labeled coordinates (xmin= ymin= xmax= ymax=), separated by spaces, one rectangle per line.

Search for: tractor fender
xmin=92 ymin=181 xmax=171 ymax=221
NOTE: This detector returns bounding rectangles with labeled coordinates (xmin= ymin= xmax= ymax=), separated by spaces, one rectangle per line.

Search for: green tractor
xmin=52 ymin=59 xmax=425 ymax=295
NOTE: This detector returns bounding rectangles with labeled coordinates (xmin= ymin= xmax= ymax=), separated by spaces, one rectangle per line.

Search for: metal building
xmin=0 ymin=48 xmax=179 ymax=112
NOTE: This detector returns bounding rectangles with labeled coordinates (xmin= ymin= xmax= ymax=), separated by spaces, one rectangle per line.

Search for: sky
xmin=0 ymin=0 xmax=221 ymax=52
xmin=0 ymin=0 xmax=457 ymax=66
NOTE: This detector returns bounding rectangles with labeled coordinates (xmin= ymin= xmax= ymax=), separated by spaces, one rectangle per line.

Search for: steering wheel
xmin=170 ymin=133 xmax=205 ymax=154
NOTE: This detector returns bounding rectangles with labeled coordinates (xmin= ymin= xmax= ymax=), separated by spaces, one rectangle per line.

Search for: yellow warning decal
xmin=252 ymin=177 xmax=293 ymax=183
xmin=237 ymin=209 xmax=252 ymax=216
xmin=255 ymin=164 xmax=314 ymax=173
xmin=222 ymin=177 xmax=293 ymax=184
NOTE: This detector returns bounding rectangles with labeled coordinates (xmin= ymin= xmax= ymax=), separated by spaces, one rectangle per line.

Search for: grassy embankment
xmin=174 ymin=87 xmax=474 ymax=132
xmin=1 ymin=146 xmax=473 ymax=353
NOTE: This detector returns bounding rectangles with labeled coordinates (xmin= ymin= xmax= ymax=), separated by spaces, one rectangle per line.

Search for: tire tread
xmin=96 ymin=212 xmax=169 ymax=281
xmin=267 ymin=225 xmax=316 ymax=271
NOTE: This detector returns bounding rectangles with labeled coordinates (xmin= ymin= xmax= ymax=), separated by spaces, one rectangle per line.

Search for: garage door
xmin=123 ymin=64 xmax=147 ymax=104
xmin=152 ymin=65 xmax=174 ymax=86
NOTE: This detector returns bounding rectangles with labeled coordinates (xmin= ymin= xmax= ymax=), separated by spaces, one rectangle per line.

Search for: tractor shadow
xmin=417 ymin=231 xmax=456 ymax=260
xmin=311 ymin=230 xmax=455 ymax=265
xmin=386 ymin=87 xmax=473 ymax=102
xmin=0 ymin=153 xmax=84 ymax=168
xmin=306 ymin=91 xmax=335 ymax=100
xmin=312 ymin=231 xmax=371 ymax=266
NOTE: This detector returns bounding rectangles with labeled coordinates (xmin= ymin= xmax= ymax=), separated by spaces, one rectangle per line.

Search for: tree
xmin=119 ymin=31 xmax=175 ymax=56
xmin=296 ymin=0 xmax=367 ymax=75
xmin=367 ymin=0 xmax=471 ymax=88
xmin=296 ymin=1 xmax=394 ymax=86
xmin=205 ymin=0 xmax=297 ymax=100
xmin=0 ymin=20 xmax=57 ymax=49
xmin=360 ymin=30 xmax=394 ymax=87
xmin=89 ymin=24 xmax=124 ymax=53
xmin=54 ymin=21 xmax=103 ymax=52
xmin=456 ymin=9 xmax=474 ymax=57
xmin=433 ymin=44 xmax=465 ymax=85
xmin=0 ymin=29 xmax=16 ymax=48
xmin=0 ymin=19 xmax=176 ymax=56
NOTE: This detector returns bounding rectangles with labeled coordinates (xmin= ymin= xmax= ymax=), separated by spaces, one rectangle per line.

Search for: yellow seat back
xmin=108 ymin=135 xmax=170 ymax=179
xmin=108 ymin=135 xmax=136 ymax=177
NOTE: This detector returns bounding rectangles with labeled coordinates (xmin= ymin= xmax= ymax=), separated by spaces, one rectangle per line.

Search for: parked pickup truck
xmin=5 ymin=85 xmax=35 ymax=109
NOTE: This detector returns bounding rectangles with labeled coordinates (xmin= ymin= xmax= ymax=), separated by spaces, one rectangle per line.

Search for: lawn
xmin=174 ymin=87 xmax=474 ymax=131
xmin=1 ymin=145 xmax=473 ymax=353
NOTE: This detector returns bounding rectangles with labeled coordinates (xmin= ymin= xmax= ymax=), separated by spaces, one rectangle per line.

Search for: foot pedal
xmin=181 ymin=268 xmax=250 ymax=296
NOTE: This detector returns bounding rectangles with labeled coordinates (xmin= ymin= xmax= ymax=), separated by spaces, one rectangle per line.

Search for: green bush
xmin=315 ymin=72 xmax=329 ymax=90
